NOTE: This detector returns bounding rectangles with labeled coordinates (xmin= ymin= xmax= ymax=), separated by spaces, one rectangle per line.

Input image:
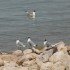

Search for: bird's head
xmin=28 ymin=37 xmax=30 ymax=39
xmin=33 ymin=10 xmax=36 ymax=12
xmin=44 ymin=39 xmax=47 ymax=41
xmin=25 ymin=11 xmax=29 ymax=14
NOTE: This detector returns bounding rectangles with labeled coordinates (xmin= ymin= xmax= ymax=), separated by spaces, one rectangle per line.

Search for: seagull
xmin=25 ymin=10 xmax=36 ymax=18
xmin=27 ymin=37 xmax=36 ymax=47
xmin=43 ymin=39 xmax=51 ymax=47
xmin=43 ymin=39 xmax=48 ymax=47
xmin=16 ymin=40 xmax=26 ymax=50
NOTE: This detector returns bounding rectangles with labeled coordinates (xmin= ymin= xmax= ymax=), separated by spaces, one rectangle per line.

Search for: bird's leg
xmin=17 ymin=46 xmax=21 ymax=50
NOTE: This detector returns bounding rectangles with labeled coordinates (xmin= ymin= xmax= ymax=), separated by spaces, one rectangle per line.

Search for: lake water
xmin=0 ymin=0 xmax=70 ymax=51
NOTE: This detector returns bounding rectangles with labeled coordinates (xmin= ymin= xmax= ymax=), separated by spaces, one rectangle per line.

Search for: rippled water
xmin=0 ymin=0 xmax=70 ymax=51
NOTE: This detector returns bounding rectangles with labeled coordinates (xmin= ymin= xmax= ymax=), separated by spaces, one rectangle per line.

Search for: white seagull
xmin=43 ymin=39 xmax=52 ymax=48
xmin=25 ymin=10 xmax=36 ymax=18
xmin=27 ymin=37 xmax=36 ymax=47
xmin=16 ymin=40 xmax=26 ymax=50
xmin=43 ymin=39 xmax=48 ymax=47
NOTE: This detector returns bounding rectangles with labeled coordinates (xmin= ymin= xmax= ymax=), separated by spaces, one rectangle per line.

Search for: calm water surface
xmin=0 ymin=0 xmax=70 ymax=51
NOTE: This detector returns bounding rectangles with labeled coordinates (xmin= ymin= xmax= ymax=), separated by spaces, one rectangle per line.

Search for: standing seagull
xmin=43 ymin=39 xmax=48 ymax=47
xmin=43 ymin=39 xmax=51 ymax=51
xmin=16 ymin=40 xmax=26 ymax=50
xmin=27 ymin=37 xmax=36 ymax=47
xmin=43 ymin=39 xmax=51 ymax=47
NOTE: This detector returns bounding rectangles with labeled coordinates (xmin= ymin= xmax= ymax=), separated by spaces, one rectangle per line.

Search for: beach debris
xmin=27 ymin=37 xmax=36 ymax=47
xmin=16 ymin=40 xmax=26 ymax=50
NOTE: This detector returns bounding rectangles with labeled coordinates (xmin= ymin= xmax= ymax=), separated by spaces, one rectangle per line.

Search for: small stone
xmin=0 ymin=59 xmax=4 ymax=66
xmin=17 ymin=53 xmax=38 ymax=66
xmin=40 ymin=62 xmax=53 ymax=70
xmin=49 ymin=51 xmax=68 ymax=67
xmin=23 ymin=49 xmax=32 ymax=54
xmin=52 ymin=61 xmax=66 ymax=70
xmin=66 ymin=55 xmax=70 ymax=70
xmin=28 ymin=63 xmax=39 ymax=70
xmin=36 ymin=58 xmax=53 ymax=70
xmin=13 ymin=50 xmax=23 ymax=56
xmin=56 ymin=41 xmax=67 ymax=53
xmin=22 ymin=59 xmax=36 ymax=66
xmin=39 ymin=49 xmax=53 ymax=62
